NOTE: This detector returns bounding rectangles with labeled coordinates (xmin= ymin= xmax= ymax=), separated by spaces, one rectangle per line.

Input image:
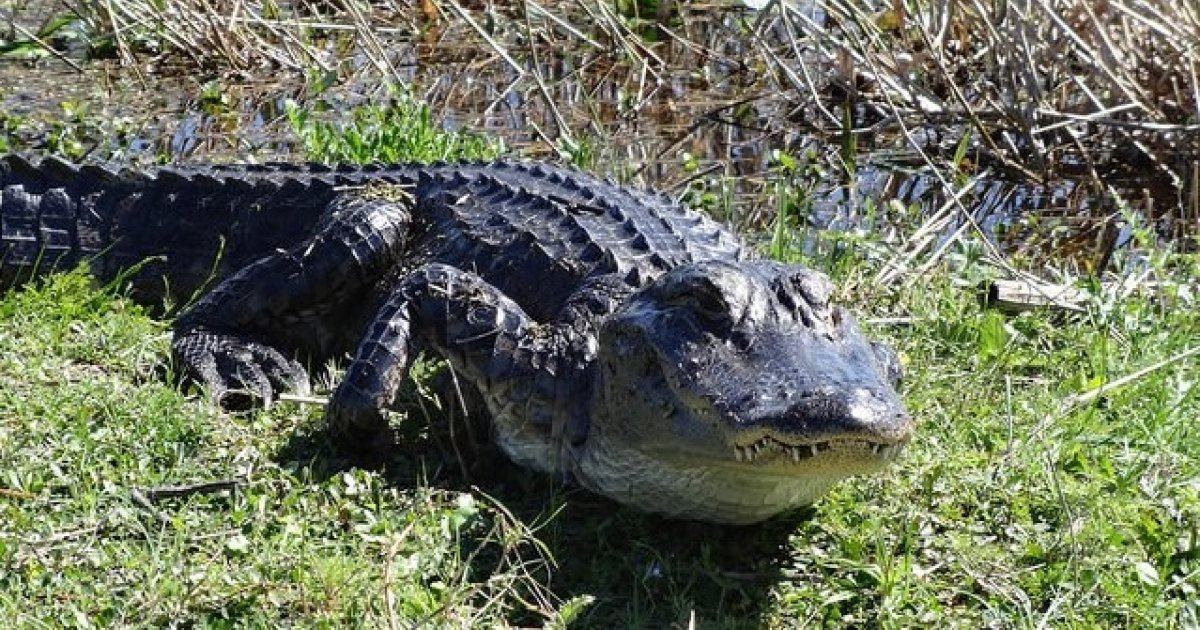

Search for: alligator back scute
xmin=1 ymin=155 xmax=748 ymax=305
xmin=0 ymin=182 xmax=102 ymax=286
xmin=1 ymin=156 xmax=319 ymax=300
xmin=98 ymin=173 xmax=341 ymax=302
xmin=0 ymin=184 xmax=45 ymax=273
xmin=2 ymin=155 xmax=112 ymax=285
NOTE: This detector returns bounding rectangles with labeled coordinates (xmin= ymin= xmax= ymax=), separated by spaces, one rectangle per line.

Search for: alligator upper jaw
xmin=643 ymin=409 xmax=913 ymax=472
xmin=730 ymin=431 xmax=910 ymax=466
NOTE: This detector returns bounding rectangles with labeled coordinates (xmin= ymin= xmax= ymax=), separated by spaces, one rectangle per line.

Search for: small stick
xmin=0 ymin=8 xmax=83 ymax=72
xmin=1064 ymin=345 xmax=1200 ymax=410
xmin=979 ymin=279 xmax=1090 ymax=315
xmin=0 ymin=487 xmax=35 ymax=500
xmin=22 ymin=524 xmax=109 ymax=547
xmin=443 ymin=0 xmax=525 ymax=78
xmin=129 ymin=489 xmax=169 ymax=524
xmin=278 ymin=392 xmax=330 ymax=406
xmin=863 ymin=316 xmax=915 ymax=328
xmin=137 ymin=478 xmax=242 ymax=502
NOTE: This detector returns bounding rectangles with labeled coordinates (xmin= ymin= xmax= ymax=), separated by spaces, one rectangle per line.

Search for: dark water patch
xmin=0 ymin=1 xmax=1194 ymax=271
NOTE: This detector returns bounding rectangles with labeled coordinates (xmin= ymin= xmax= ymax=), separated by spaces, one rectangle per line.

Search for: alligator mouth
xmin=732 ymin=434 xmax=906 ymax=464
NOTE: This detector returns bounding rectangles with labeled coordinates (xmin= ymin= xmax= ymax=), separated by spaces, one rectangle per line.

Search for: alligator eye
xmin=789 ymin=269 xmax=832 ymax=308
xmin=773 ymin=268 xmax=831 ymax=303
xmin=666 ymin=278 xmax=732 ymax=327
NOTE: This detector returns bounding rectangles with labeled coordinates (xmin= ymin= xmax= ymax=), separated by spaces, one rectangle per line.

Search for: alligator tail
xmin=0 ymin=155 xmax=116 ymax=286
xmin=0 ymin=154 xmax=371 ymax=305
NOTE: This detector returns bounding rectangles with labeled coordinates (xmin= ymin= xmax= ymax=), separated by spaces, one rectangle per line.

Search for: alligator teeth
xmin=788 ymin=445 xmax=818 ymax=462
xmin=734 ymin=438 xmax=900 ymax=464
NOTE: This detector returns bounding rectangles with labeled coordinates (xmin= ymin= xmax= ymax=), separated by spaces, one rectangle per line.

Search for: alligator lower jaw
xmin=732 ymin=434 xmax=906 ymax=464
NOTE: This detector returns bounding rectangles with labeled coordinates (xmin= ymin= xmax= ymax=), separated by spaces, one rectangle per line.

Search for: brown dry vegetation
xmin=28 ymin=0 xmax=1186 ymax=282
xmin=78 ymin=3 xmax=1197 ymax=190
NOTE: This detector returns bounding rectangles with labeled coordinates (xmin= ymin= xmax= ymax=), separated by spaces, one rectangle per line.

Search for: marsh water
xmin=0 ymin=1 xmax=1193 ymax=271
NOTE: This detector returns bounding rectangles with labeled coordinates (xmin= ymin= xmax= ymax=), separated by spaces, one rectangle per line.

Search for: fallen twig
xmin=0 ymin=487 xmax=35 ymax=500
xmin=979 ymin=279 xmax=1091 ymax=315
xmin=1064 ymin=345 xmax=1200 ymax=410
xmin=0 ymin=8 xmax=84 ymax=72
xmin=129 ymin=479 xmax=241 ymax=524
xmin=20 ymin=523 xmax=110 ymax=548
xmin=279 ymin=392 xmax=330 ymax=406
xmin=129 ymin=488 xmax=169 ymax=523
xmin=136 ymin=478 xmax=242 ymax=502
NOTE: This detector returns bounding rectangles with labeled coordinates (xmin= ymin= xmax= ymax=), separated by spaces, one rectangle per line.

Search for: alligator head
xmin=580 ymin=260 xmax=913 ymax=524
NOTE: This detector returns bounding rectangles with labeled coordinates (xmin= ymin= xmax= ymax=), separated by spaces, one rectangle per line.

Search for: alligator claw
xmin=326 ymin=383 xmax=396 ymax=459
xmin=172 ymin=330 xmax=310 ymax=410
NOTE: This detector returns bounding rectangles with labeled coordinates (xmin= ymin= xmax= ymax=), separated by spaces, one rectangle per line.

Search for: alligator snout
xmin=723 ymin=384 xmax=912 ymax=444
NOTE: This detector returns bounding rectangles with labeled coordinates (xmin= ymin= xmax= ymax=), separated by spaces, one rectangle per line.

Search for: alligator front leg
xmin=172 ymin=194 xmax=412 ymax=409
xmin=327 ymin=264 xmax=605 ymax=470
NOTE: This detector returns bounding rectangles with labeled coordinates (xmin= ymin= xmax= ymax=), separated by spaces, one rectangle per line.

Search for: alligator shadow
xmin=527 ymin=493 xmax=810 ymax=628
xmin=275 ymin=398 xmax=806 ymax=628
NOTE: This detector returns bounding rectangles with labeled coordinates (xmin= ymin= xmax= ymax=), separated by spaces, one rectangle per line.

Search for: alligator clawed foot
xmin=172 ymin=330 xmax=310 ymax=410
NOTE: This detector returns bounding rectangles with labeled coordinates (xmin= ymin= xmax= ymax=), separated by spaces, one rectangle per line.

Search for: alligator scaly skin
xmin=0 ymin=154 xmax=912 ymax=524
xmin=0 ymin=156 xmax=425 ymax=299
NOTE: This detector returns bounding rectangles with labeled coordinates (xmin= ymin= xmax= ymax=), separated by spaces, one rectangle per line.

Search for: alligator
xmin=0 ymin=153 xmax=913 ymax=524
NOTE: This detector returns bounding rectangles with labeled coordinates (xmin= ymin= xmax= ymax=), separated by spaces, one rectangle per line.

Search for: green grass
xmin=285 ymin=92 xmax=503 ymax=165
xmin=2 ymin=98 xmax=1198 ymax=627
xmin=777 ymin=262 xmax=1199 ymax=627
xmin=3 ymin=249 xmax=1196 ymax=627
xmin=0 ymin=271 xmax=572 ymax=626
